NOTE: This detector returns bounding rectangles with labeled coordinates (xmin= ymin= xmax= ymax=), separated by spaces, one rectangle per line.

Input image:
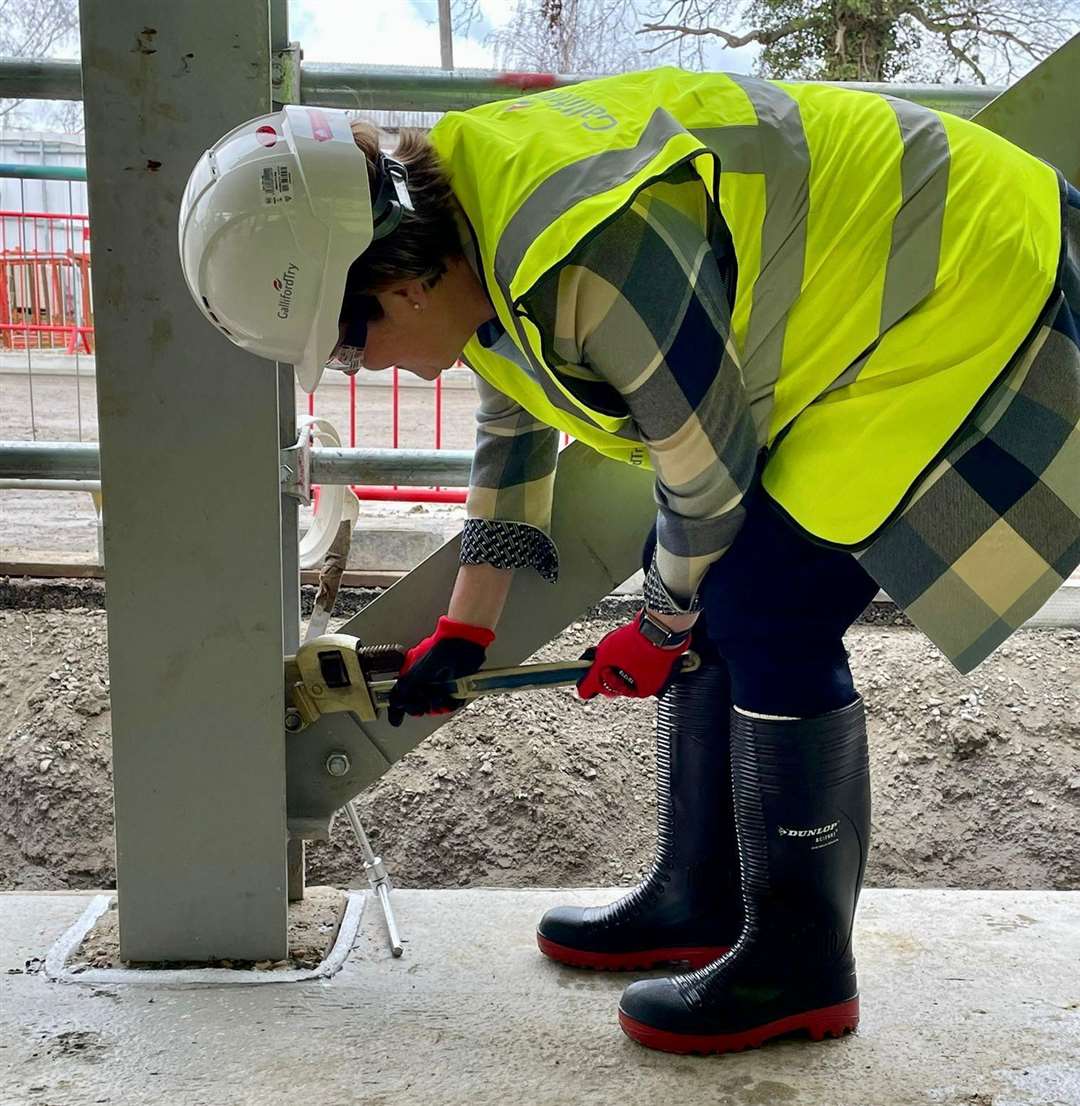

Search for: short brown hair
xmin=347 ymin=120 xmax=461 ymax=293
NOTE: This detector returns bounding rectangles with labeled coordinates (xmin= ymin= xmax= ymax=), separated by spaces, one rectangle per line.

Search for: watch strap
xmin=637 ymin=610 xmax=692 ymax=649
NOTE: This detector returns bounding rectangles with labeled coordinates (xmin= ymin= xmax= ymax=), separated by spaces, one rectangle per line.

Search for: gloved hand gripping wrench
xmin=283 ymin=633 xmax=701 ymax=732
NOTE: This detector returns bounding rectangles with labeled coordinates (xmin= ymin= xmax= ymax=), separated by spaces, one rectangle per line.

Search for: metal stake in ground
xmin=344 ymin=800 xmax=403 ymax=957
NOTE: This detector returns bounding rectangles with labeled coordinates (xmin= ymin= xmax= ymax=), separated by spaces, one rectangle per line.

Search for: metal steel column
xmin=79 ymin=1 xmax=288 ymax=960
xmin=972 ymin=32 xmax=1080 ymax=185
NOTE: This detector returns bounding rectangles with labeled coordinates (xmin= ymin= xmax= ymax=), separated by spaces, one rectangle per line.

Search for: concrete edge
xmin=4 ymin=576 xmax=1078 ymax=628
xmin=42 ymin=890 xmax=366 ymax=986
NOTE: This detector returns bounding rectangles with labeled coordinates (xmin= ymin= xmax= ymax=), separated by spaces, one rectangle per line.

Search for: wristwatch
xmin=637 ymin=610 xmax=692 ymax=649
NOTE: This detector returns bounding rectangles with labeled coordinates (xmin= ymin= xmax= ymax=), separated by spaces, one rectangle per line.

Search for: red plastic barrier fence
xmin=8 ymin=210 xmax=560 ymax=506
xmin=0 ymin=210 xmax=93 ymax=353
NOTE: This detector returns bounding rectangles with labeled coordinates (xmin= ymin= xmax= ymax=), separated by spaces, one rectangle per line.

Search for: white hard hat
xmin=178 ymin=105 xmax=409 ymax=392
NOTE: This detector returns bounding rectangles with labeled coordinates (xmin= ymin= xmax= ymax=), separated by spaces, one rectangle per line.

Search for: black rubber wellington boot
xmin=536 ymin=660 xmax=742 ymax=971
xmin=619 ymin=697 xmax=870 ymax=1053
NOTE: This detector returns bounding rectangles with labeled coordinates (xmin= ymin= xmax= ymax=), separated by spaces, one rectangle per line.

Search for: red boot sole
xmin=537 ymin=933 xmax=728 ymax=971
xmin=619 ymin=996 xmax=860 ymax=1055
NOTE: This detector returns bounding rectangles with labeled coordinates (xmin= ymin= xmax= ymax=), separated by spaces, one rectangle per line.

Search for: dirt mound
xmin=0 ymin=609 xmax=114 ymax=889
xmin=1 ymin=607 xmax=1078 ymax=893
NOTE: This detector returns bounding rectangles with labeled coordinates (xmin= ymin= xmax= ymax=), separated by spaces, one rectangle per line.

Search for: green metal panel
xmin=286 ymin=441 xmax=656 ymax=835
xmin=972 ymin=32 xmax=1080 ymax=185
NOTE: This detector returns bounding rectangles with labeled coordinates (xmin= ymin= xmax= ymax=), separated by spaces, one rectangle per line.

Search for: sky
xmin=2 ymin=0 xmax=756 ymax=133
xmin=289 ymin=0 xmax=758 ymax=72
xmin=292 ymin=0 xmax=517 ymax=69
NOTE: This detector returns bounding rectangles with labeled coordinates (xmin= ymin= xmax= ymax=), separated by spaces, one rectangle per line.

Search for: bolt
xmin=311 ymin=684 xmax=325 ymax=697
xmin=325 ymin=751 xmax=351 ymax=778
xmin=284 ymin=709 xmax=304 ymax=733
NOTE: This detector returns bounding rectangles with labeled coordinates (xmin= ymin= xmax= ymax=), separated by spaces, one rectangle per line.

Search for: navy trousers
xmin=644 ymin=484 xmax=879 ymax=718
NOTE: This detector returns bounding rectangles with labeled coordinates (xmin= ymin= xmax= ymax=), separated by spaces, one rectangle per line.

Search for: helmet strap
xmin=371 ymin=154 xmax=414 ymax=241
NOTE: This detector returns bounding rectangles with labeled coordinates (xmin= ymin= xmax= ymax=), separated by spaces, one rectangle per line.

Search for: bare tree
xmin=451 ymin=0 xmax=487 ymax=38
xmin=461 ymin=0 xmax=695 ymax=74
xmin=0 ymin=0 xmax=81 ymax=128
xmin=638 ymin=0 xmax=1079 ymax=82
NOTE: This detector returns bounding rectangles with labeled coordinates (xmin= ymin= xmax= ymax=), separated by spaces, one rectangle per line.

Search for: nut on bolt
xmin=325 ymin=751 xmax=351 ymax=778
xmin=284 ymin=708 xmax=304 ymax=733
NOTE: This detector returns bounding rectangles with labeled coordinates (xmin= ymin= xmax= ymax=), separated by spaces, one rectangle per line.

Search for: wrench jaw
xmin=285 ymin=633 xmax=380 ymax=730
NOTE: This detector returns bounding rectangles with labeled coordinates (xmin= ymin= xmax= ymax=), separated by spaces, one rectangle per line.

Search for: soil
xmin=68 ymin=885 xmax=346 ymax=972
xmin=1 ymin=603 xmax=1078 ymax=895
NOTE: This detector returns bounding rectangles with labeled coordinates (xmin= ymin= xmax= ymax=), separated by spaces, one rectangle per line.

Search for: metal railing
xmin=0 ymin=159 xmax=470 ymax=503
xmin=0 ymin=207 xmax=93 ymax=355
xmin=0 ymin=439 xmax=474 ymax=486
xmin=1 ymin=160 xmax=93 ymax=454
xmin=0 ymin=56 xmax=1003 ymax=118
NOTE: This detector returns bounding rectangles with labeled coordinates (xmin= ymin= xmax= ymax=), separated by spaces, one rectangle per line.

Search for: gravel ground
xmin=1 ymin=603 xmax=1077 ymax=895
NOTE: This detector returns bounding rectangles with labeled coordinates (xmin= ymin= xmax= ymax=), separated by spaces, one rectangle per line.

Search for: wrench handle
xmin=369 ymin=650 xmax=700 ymax=707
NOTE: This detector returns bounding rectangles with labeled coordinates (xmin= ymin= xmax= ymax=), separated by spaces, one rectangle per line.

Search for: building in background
xmin=0 ymin=128 xmax=91 ymax=353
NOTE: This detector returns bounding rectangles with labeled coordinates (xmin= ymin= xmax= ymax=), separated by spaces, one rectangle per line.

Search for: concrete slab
xmin=1 ymin=888 xmax=1077 ymax=1106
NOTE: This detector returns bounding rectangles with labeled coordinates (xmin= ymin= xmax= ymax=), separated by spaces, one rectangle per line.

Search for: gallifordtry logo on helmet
xmin=180 ymin=101 xmax=376 ymax=392
xmin=273 ymin=263 xmax=300 ymax=320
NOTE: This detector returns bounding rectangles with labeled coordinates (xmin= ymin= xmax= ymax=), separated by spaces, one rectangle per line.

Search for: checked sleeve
xmin=523 ymin=171 xmax=762 ymax=613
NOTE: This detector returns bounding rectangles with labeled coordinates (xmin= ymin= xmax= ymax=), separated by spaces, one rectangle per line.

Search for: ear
xmin=384 ymin=277 xmax=430 ymax=312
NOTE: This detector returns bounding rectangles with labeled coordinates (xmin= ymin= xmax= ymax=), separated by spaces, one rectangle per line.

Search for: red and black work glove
xmin=577 ymin=612 xmax=690 ymax=701
xmin=386 ymin=615 xmax=495 ymax=728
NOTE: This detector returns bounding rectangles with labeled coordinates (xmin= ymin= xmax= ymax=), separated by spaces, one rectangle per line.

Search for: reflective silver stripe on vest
xmin=492 ymin=105 xmax=698 ymax=437
xmin=493 ymin=77 xmax=811 ymax=439
xmin=495 ymin=107 xmax=693 ymax=288
xmin=821 ymin=338 xmax=879 ymax=396
xmin=879 ymin=97 xmax=950 ymax=332
xmin=725 ymin=75 xmax=810 ymax=426
xmin=689 ymin=125 xmax=763 ymax=174
xmin=823 ymin=99 xmax=950 ymax=398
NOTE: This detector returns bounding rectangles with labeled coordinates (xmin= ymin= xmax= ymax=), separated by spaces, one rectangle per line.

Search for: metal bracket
xmin=280 ymin=424 xmax=312 ymax=504
xmin=272 ymin=41 xmax=302 ymax=108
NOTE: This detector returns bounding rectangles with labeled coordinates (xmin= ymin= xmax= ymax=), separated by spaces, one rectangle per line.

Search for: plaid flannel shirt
xmin=857 ymin=180 xmax=1080 ymax=672
xmin=462 ymin=165 xmax=755 ymax=614
xmin=461 ymin=172 xmax=1080 ymax=671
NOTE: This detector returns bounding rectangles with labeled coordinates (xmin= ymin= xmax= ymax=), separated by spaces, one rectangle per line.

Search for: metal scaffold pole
xmin=79 ymin=0 xmax=289 ymax=961
xmin=0 ymin=55 xmax=1004 ymax=118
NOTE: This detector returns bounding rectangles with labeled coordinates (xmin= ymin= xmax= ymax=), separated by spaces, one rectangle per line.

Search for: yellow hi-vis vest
xmin=430 ymin=68 xmax=1062 ymax=546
